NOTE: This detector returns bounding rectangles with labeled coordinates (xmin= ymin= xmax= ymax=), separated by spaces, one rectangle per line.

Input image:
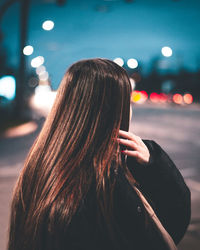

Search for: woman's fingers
xmin=118 ymin=130 xmax=150 ymax=165
xmin=117 ymin=138 xmax=139 ymax=150
xmin=121 ymin=150 xmax=147 ymax=165
xmin=119 ymin=130 xmax=141 ymax=144
xmin=121 ymin=150 xmax=140 ymax=158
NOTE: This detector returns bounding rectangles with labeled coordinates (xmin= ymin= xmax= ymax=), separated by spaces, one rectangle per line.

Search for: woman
xmin=7 ymin=58 xmax=191 ymax=250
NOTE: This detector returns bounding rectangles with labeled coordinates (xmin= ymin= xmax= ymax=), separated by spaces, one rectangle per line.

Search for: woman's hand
xmin=117 ymin=130 xmax=150 ymax=165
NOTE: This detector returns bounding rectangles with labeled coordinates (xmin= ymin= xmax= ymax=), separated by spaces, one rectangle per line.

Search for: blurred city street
xmin=0 ymin=103 xmax=200 ymax=250
xmin=1 ymin=0 xmax=200 ymax=249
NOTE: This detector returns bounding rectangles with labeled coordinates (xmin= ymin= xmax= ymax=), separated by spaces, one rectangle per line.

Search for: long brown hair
xmin=7 ymin=58 xmax=133 ymax=250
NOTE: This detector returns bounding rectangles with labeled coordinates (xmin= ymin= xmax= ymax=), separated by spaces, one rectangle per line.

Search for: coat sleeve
xmin=126 ymin=139 xmax=191 ymax=245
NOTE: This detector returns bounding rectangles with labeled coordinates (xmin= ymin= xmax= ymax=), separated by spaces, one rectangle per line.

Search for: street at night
xmin=1 ymin=0 xmax=200 ymax=249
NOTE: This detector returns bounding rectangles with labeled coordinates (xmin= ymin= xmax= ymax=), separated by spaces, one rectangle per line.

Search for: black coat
xmin=63 ymin=140 xmax=191 ymax=250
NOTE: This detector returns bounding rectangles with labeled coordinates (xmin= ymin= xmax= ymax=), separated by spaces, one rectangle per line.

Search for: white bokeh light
xmin=161 ymin=46 xmax=173 ymax=57
xmin=0 ymin=76 xmax=16 ymax=100
xmin=39 ymin=71 xmax=49 ymax=81
xmin=127 ymin=58 xmax=138 ymax=69
xmin=30 ymin=85 xmax=57 ymax=116
xmin=31 ymin=56 xmax=44 ymax=68
xmin=42 ymin=20 xmax=54 ymax=31
xmin=23 ymin=45 xmax=34 ymax=56
xmin=35 ymin=85 xmax=51 ymax=95
xmin=113 ymin=57 xmax=124 ymax=67
xmin=36 ymin=65 xmax=46 ymax=75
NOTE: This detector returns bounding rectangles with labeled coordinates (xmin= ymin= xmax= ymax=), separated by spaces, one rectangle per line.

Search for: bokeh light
xmin=36 ymin=65 xmax=46 ymax=75
xmin=42 ymin=20 xmax=54 ymax=31
xmin=161 ymin=46 xmax=173 ymax=57
xmin=0 ymin=75 xmax=16 ymax=100
xmin=131 ymin=90 xmax=148 ymax=104
xmin=159 ymin=93 xmax=168 ymax=103
xmin=140 ymin=90 xmax=148 ymax=101
xmin=127 ymin=58 xmax=138 ymax=69
xmin=35 ymin=85 xmax=51 ymax=95
xmin=23 ymin=45 xmax=34 ymax=56
xmin=131 ymin=91 xmax=141 ymax=103
xmin=183 ymin=93 xmax=193 ymax=104
xmin=39 ymin=71 xmax=49 ymax=81
xmin=31 ymin=56 xmax=44 ymax=68
xmin=28 ymin=77 xmax=39 ymax=88
xmin=30 ymin=85 xmax=57 ymax=116
xmin=113 ymin=57 xmax=124 ymax=67
xmin=150 ymin=92 xmax=160 ymax=103
xmin=173 ymin=93 xmax=183 ymax=104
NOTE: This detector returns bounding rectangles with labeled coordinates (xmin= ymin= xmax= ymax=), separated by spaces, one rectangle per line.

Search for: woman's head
xmin=49 ymin=58 xmax=131 ymax=164
xmin=8 ymin=58 xmax=132 ymax=250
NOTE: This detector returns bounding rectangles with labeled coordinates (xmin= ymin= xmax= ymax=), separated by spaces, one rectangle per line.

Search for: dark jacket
xmin=63 ymin=140 xmax=191 ymax=250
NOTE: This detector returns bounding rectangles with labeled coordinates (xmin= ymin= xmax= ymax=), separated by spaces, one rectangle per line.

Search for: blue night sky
xmin=2 ymin=0 xmax=200 ymax=89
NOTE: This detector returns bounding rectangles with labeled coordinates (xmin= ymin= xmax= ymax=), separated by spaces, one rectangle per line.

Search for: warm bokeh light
xmin=161 ymin=46 xmax=173 ymax=57
xmin=183 ymin=93 xmax=193 ymax=104
xmin=42 ymin=20 xmax=54 ymax=31
xmin=127 ymin=58 xmax=138 ymax=69
xmin=131 ymin=90 xmax=148 ymax=104
xmin=150 ymin=93 xmax=169 ymax=103
xmin=159 ymin=93 xmax=168 ymax=103
xmin=131 ymin=91 xmax=141 ymax=103
xmin=113 ymin=57 xmax=124 ymax=67
xmin=0 ymin=75 xmax=16 ymax=100
xmin=140 ymin=90 xmax=148 ymax=101
xmin=150 ymin=92 xmax=160 ymax=103
xmin=23 ymin=45 xmax=34 ymax=56
xmin=173 ymin=93 xmax=183 ymax=104
xmin=3 ymin=121 xmax=38 ymax=138
xmin=31 ymin=56 xmax=44 ymax=68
